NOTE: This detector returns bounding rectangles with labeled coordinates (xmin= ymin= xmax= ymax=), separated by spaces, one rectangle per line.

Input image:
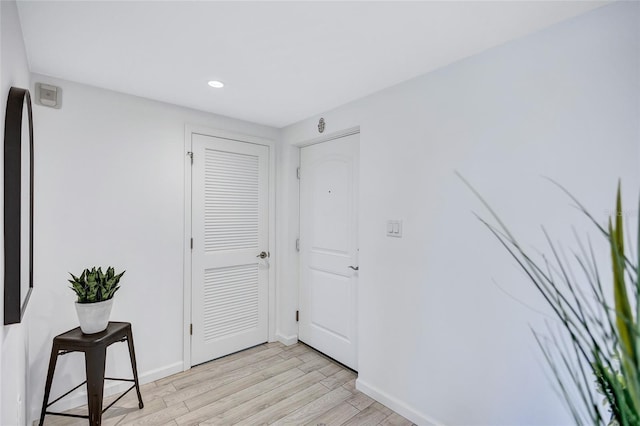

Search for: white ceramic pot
xmin=75 ymin=299 xmax=114 ymax=334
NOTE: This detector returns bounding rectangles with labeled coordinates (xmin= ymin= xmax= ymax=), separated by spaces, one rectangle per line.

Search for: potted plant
xmin=68 ymin=266 xmax=125 ymax=334
xmin=461 ymin=175 xmax=640 ymax=425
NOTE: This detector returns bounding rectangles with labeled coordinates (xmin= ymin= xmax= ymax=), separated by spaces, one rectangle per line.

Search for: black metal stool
xmin=39 ymin=322 xmax=144 ymax=426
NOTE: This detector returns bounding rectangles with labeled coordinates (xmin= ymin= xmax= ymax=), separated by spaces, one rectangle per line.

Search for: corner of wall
xmin=275 ymin=333 xmax=298 ymax=346
xmin=0 ymin=1 xmax=4 ymax=421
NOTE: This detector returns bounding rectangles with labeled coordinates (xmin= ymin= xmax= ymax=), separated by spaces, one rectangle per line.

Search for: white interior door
xmin=191 ymin=134 xmax=269 ymax=366
xmin=299 ymin=133 xmax=359 ymax=370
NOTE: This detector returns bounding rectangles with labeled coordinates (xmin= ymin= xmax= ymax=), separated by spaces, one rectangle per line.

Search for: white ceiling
xmin=17 ymin=1 xmax=608 ymax=128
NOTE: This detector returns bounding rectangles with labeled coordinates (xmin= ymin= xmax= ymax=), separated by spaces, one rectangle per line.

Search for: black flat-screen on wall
xmin=4 ymin=87 xmax=34 ymax=325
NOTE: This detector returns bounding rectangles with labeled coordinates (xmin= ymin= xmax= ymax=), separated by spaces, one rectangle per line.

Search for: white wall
xmin=1 ymin=1 xmax=32 ymax=424
xmin=281 ymin=2 xmax=640 ymax=424
xmin=25 ymin=75 xmax=279 ymax=422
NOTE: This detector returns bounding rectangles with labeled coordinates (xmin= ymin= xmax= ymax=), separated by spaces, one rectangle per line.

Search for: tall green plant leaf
xmin=611 ymin=218 xmax=634 ymax=363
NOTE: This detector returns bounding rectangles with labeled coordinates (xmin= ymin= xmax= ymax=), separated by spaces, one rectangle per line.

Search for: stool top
xmin=53 ymin=322 xmax=131 ymax=349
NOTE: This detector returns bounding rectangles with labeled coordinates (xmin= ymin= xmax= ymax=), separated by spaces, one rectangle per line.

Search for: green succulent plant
xmin=68 ymin=266 xmax=125 ymax=304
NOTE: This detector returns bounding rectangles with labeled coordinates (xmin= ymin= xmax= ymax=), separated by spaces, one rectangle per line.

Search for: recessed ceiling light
xmin=208 ymin=80 xmax=224 ymax=88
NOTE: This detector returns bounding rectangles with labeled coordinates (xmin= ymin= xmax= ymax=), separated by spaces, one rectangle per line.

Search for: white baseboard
xmin=275 ymin=333 xmax=298 ymax=346
xmin=355 ymin=378 xmax=444 ymax=426
xmin=30 ymin=361 xmax=183 ymax=424
xmin=140 ymin=361 xmax=183 ymax=384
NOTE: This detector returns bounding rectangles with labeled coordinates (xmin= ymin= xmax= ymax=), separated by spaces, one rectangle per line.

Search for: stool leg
xmin=125 ymin=326 xmax=144 ymax=409
xmin=85 ymin=347 xmax=107 ymax=426
xmin=39 ymin=343 xmax=60 ymax=426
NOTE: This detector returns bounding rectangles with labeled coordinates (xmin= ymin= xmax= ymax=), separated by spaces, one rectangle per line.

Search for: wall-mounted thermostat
xmin=35 ymin=82 xmax=62 ymax=109
xmin=386 ymin=220 xmax=403 ymax=238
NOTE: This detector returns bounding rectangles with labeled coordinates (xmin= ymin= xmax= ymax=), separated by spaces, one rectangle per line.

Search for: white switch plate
xmin=386 ymin=220 xmax=402 ymax=238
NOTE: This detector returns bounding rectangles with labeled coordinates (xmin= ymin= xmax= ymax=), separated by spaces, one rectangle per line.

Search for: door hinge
xmin=296 ymin=167 xmax=300 ymax=179
xmin=187 ymin=151 xmax=193 ymax=164
xmin=190 ymin=238 xmax=193 ymax=249
xmin=296 ymin=310 xmax=299 ymax=322
xmin=295 ymin=238 xmax=300 ymax=252
xmin=190 ymin=324 xmax=193 ymax=335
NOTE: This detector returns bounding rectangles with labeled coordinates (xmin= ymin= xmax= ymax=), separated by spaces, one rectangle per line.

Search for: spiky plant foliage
xmin=68 ymin=266 xmax=125 ymax=304
xmin=461 ymin=176 xmax=640 ymax=425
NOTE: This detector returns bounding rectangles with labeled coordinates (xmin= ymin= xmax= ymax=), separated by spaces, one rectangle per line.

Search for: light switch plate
xmin=386 ymin=220 xmax=402 ymax=238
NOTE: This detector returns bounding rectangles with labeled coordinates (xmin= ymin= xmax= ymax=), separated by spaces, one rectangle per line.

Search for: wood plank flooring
xmin=39 ymin=342 xmax=414 ymax=426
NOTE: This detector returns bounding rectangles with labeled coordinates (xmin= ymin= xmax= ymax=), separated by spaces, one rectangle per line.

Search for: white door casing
xmin=299 ymin=133 xmax=359 ymax=370
xmin=190 ymin=133 xmax=270 ymax=366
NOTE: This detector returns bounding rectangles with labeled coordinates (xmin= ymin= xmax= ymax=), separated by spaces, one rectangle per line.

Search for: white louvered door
xmin=191 ymin=134 xmax=269 ymax=366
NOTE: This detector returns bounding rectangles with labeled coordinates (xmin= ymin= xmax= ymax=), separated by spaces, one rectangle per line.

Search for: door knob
xmin=257 ymin=251 xmax=269 ymax=259
xmin=348 ymin=265 xmax=359 ymax=271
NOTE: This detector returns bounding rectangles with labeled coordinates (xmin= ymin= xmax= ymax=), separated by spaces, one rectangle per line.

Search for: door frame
xmin=183 ymin=124 xmax=277 ymax=371
xmin=294 ymin=126 xmax=360 ymax=149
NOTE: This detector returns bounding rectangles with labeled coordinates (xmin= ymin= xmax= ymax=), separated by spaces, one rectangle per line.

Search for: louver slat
xmin=203 ymin=264 xmax=259 ymax=342
xmin=204 ymin=149 xmax=259 ymax=252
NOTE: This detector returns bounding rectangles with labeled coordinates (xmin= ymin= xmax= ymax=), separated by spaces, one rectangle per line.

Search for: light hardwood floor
xmin=40 ymin=342 xmax=414 ymax=426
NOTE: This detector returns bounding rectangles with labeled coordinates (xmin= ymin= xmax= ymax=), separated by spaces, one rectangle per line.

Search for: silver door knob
xmin=257 ymin=251 xmax=269 ymax=259
xmin=348 ymin=265 xmax=359 ymax=271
